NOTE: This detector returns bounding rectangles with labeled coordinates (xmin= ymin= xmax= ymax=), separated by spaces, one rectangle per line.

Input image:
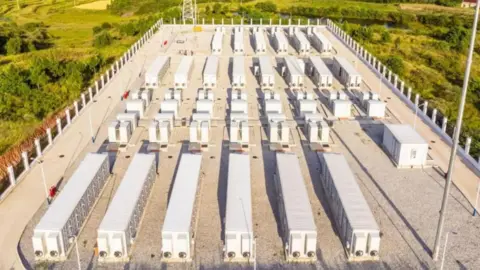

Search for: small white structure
xmin=174 ymin=56 xmax=194 ymax=90
xmin=232 ymin=56 xmax=246 ymax=88
xmin=108 ymin=121 xmax=132 ymax=144
xmin=125 ymin=99 xmax=146 ymax=118
xmin=117 ymin=113 xmax=139 ymax=131
xmin=264 ymin=90 xmax=280 ymax=101
xmin=131 ymin=89 xmax=152 ymax=107
xmin=297 ymin=99 xmax=317 ymax=117
xmin=190 ymin=113 xmax=211 ymax=144
xmin=164 ymin=89 xmax=182 ymax=102
xmin=230 ymin=114 xmax=249 ymax=145
xmin=149 ymin=113 xmax=175 ymax=144
xmin=268 ymin=115 xmax=289 ymax=144
xmin=258 ymin=56 xmax=275 ymax=89
xmin=198 ymin=89 xmax=214 ymax=101
xmin=273 ymin=31 xmax=289 ymax=55
xmin=231 ymin=99 xmax=248 ymax=114
xmin=332 ymin=56 xmax=362 ymax=89
xmin=382 ymin=124 xmax=428 ymax=168
xmin=254 ymin=31 xmax=266 ymax=54
xmin=145 ymin=56 xmax=170 ymax=88
xmin=292 ymin=31 xmax=311 ymax=56
xmin=332 ymin=100 xmax=352 ymax=119
xmin=196 ymin=99 xmax=214 ymax=115
xmin=307 ymin=56 xmax=333 ymax=88
xmin=160 ymin=99 xmax=179 ymax=118
xmin=233 ymin=27 xmax=245 ymax=54
xmin=284 ymin=56 xmax=305 ymax=89
xmin=366 ymin=100 xmax=386 ymax=118
xmin=212 ymin=31 xmax=224 ymax=55
xmin=265 ymin=99 xmax=282 ymax=114
xmin=203 ymin=56 xmax=219 ymax=89
xmin=305 ymin=114 xmax=329 ymax=144
xmin=310 ymin=30 xmax=332 ymax=53
xmin=231 ymin=89 xmax=247 ymax=101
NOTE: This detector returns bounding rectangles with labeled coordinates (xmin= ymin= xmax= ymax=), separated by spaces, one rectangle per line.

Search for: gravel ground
xmin=18 ymin=25 xmax=480 ymax=270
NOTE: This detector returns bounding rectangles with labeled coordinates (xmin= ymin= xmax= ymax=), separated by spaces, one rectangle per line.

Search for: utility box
xmin=232 ymin=56 xmax=246 ymax=88
xmin=145 ymin=56 xmax=170 ymax=88
xmin=297 ymin=99 xmax=317 ymax=117
xmin=230 ymin=119 xmax=249 ymax=145
xmin=174 ymin=56 xmax=194 ymax=90
xmin=366 ymin=100 xmax=386 ymax=118
xmin=307 ymin=117 xmax=329 ymax=143
xmin=233 ymin=27 xmax=245 ymax=54
xmin=149 ymin=113 xmax=174 ymax=144
xmin=268 ymin=116 xmax=289 ymax=144
xmin=273 ymin=31 xmax=289 ymax=55
xmin=108 ymin=121 xmax=132 ymax=143
xmin=117 ymin=113 xmax=139 ymax=132
xmin=310 ymin=31 xmax=332 ymax=53
xmin=190 ymin=120 xmax=210 ymax=144
xmin=198 ymin=89 xmax=214 ymax=101
xmin=292 ymin=31 xmax=311 ymax=56
xmin=382 ymin=124 xmax=428 ymax=168
xmin=332 ymin=99 xmax=352 ymax=118
xmin=264 ymin=99 xmax=282 ymax=114
xmin=160 ymin=99 xmax=179 ymax=118
xmin=307 ymin=56 xmax=333 ymax=88
xmin=164 ymin=89 xmax=182 ymax=102
xmin=203 ymin=56 xmax=219 ymax=89
xmin=125 ymin=99 xmax=146 ymax=119
xmin=284 ymin=56 xmax=305 ymax=89
xmin=332 ymin=56 xmax=362 ymax=89
xmin=131 ymin=89 xmax=152 ymax=108
xmin=258 ymin=56 xmax=275 ymax=89
xmin=212 ymin=31 xmax=224 ymax=55
xmin=254 ymin=31 xmax=266 ymax=54
xmin=196 ymin=99 xmax=214 ymax=115
xmin=231 ymin=99 xmax=248 ymax=114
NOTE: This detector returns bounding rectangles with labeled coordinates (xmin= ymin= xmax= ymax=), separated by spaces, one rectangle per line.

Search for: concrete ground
xmin=3 ymin=24 xmax=480 ymax=270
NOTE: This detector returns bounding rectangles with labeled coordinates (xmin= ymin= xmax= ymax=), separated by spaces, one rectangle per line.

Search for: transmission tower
xmin=182 ymin=0 xmax=197 ymax=24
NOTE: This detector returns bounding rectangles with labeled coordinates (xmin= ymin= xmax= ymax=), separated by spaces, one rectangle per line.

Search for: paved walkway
xmin=0 ymin=31 xmax=165 ymax=270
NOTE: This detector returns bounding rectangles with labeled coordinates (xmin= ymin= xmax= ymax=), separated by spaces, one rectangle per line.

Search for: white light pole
xmin=440 ymin=231 xmax=450 ymax=270
xmin=88 ymin=106 xmax=95 ymax=143
xmin=473 ymin=183 xmax=480 ymax=216
xmin=69 ymin=235 xmax=81 ymax=270
xmin=413 ymin=102 xmax=426 ymax=131
xmin=433 ymin=0 xmax=480 ymax=260
xmin=39 ymin=160 xmax=50 ymax=205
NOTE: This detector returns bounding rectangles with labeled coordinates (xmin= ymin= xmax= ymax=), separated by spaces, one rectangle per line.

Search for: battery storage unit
xmin=224 ymin=153 xmax=254 ymax=261
xmin=211 ymin=31 xmax=224 ymax=54
xmin=174 ymin=56 xmax=194 ymax=90
xmin=332 ymin=56 xmax=362 ymax=89
xmin=273 ymin=31 xmax=289 ymax=54
xmin=307 ymin=56 xmax=333 ymax=88
xmin=233 ymin=27 xmax=245 ymax=54
xmin=32 ymin=153 xmax=110 ymax=260
xmin=97 ymin=154 xmax=156 ymax=261
xmin=310 ymin=31 xmax=332 ymax=53
xmin=382 ymin=124 xmax=429 ymax=168
xmin=125 ymin=99 xmax=146 ymax=119
xmin=317 ymin=152 xmax=380 ymax=261
xmin=131 ymin=89 xmax=152 ymax=108
xmin=145 ymin=56 xmax=170 ymax=88
xmin=254 ymin=31 xmax=266 ymax=54
xmin=161 ymin=154 xmax=203 ymax=261
xmin=284 ymin=56 xmax=305 ymax=89
xmin=232 ymin=56 xmax=246 ymax=88
xmin=274 ymin=153 xmax=317 ymax=261
xmin=258 ymin=56 xmax=275 ymax=89
xmin=108 ymin=121 xmax=132 ymax=143
xmin=149 ymin=113 xmax=174 ymax=144
xmin=203 ymin=56 xmax=219 ymax=89
xmin=292 ymin=31 xmax=311 ymax=55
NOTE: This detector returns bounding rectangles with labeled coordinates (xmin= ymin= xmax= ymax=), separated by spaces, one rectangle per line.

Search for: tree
xmin=394 ymin=37 xmax=401 ymax=49
xmin=5 ymin=37 xmax=22 ymax=55
xmin=255 ymin=1 xmax=277 ymax=13
xmin=380 ymin=31 xmax=391 ymax=43
xmin=93 ymin=32 xmax=113 ymax=48
xmin=213 ymin=3 xmax=221 ymax=14
xmin=205 ymin=5 xmax=211 ymax=15
xmin=385 ymin=56 xmax=405 ymax=76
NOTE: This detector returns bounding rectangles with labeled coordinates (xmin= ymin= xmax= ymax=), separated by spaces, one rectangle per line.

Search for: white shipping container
xmin=203 ymin=56 xmax=220 ymax=88
xmin=307 ymin=56 xmax=333 ymax=88
xmin=317 ymin=152 xmax=380 ymax=260
xmin=258 ymin=56 xmax=275 ymax=89
xmin=297 ymin=99 xmax=317 ymax=117
xmin=32 ymin=153 xmax=109 ymax=260
xmin=232 ymin=56 xmax=246 ymax=88
xmin=212 ymin=31 xmax=224 ymax=54
xmin=224 ymin=153 xmax=254 ymax=261
xmin=97 ymin=154 xmax=156 ymax=261
xmin=264 ymin=99 xmax=282 ymax=114
xmin=254 ymin=31 xmax=266 ymax=54
xmin=160 ymin=99 xmax=179 ymax=118
xmin=196 ymin=99 xmax=214 ymax=115
xmin=382 ymin=124 xmax=428 ymax=168
xmin=310 ymin=31 xmax=332 ymax=53
xmin=332 ymin=99 xmax=352 ymax=118
xmin=231 ymin=99 xmax=248 ymax=114
xmin=161 ymin=154 xmax=203 ymax=261
xmin=233 ymin=29 xmax=245 ymax=54
xmin=366 ymin=100 xmax=386 ymax=118
xmin=145 ymin=56 xmax=170 ymax=87
xmin=274 ymin=153 xmax=317 ymax=261
xmin=284 ymin=56 xmax=304 ymax=89
xmin=125 ymin=99 xmax=146 ymax=119
xmin=332 ymin=56 xmax=362 ymax=89
xmin=274 ymin=31 xmax=289 ymax=54
xmin=292 ymin=31 xmax=311 ymax=55
xmin=174 ymin=56 xmax=195 ymax=90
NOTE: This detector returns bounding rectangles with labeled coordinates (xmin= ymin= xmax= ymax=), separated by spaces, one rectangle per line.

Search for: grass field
xmin=75 ymin=0 xmax=111 ymax=10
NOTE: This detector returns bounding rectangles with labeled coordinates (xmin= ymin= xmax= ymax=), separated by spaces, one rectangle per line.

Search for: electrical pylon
xmin=182 ymin=0 xmax=197 ymax=24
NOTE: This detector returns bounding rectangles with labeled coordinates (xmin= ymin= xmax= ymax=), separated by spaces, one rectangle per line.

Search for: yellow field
xmin=399 ymin=3 xmax=474 ymax=15
xmin=74 ymin=0 xmax=111 ymax=10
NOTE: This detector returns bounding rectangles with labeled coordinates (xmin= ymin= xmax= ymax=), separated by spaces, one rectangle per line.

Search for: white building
xmin=174 ymin=56 xmax=194 ymax=90
xmin=145 ymin=56 xmax=170 ymax=88
xmin=203 ymin=56 xmax=219 ymax=89
xmin=382 ymin=124 xmax=429 ymax=168
xmin=332 ymin=56 xmax=362 ymax=89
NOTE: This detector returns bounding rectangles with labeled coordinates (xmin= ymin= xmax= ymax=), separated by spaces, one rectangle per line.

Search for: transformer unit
xmin=203 ymin=56 xmax=219 ymax=89
xmin=317 ymin=152 xmax=380 ymax=261
xmin=164 ymin=89 xmax=182 ymax=102
xmin=307 ymin=56 xmax=333 ymax=88
xmin=125 ymin=99 xmax=146 ymax=119
xmin=231 ymin=99 xmax=248 ymax=114
xmin=117 ymin=113 xmax=139 ymax=132
xmin=264 ymin=90 xmax=280 ymax=101
xmin=232 ymin=56 xmax=246 ymax=88
xmin=297 ymin=99 xmax=317 ymax=118
xmin=212 ymin=31 xmax=224 ymax=55
xmin=32 ymin=153 xmax=110 ymax=260
xmin=310 ymin=31 xmax=333 ymax=53
xmin=382 ymin=124 xmax=429 ymax=168
xmin=230 ymin=115 xmax=249 ymax=145
xmin=224 ymin=153 xmax=254 ymax=261
xmin=160 ymin=99 xmax=179 ymax=118
xmin=196 ymin=99 xmax=214 ymax=115
xmin=284 ymin=56 xmax=305 ymax=89
xmin=145 ymin=56 xmax=170 ymax=87
xmin=131 ymin=89 xmax=152 ymax=107
xmin=264 ymin=99 xmax=282 ymax=114
xmin=161 ymin=154 xmax=203 ymax=261
xmin=233 ymin=27 xmax=245 ymax=54
xmin=328 ymin=91 xmax=351 ymax=118
xmin=198 ymin=89 xmax=214 ymax=101
xmin=108 ymin=121 xmax=132 ymax=143
xmin=258 ymin=56 xmax=275 ymax=89
xmin=332 ymin=56 xmax=362 ymax=89
xmin=97 ymin=154 xmax=156 ymax=262
xmin=305 ymin=114 xmax=329 ymax=143
xmin=273 ymin=31 xmax=289 ymax=55
xmin=268 ymin=115 xmax=289 ymax=144
xmin=174 ymin=56 xmax=194 ymax=90
xmin=149 ymin=113 xmax=175 ymax=144
xmin=231 ymin=89 xmax=247 ymax=101
xmin=361 ymin=91 xmax=386 ymax=118
xmin=292 ymin=31 xmax=311 ymax=56
xmin=190 ymin=113 xmax=211 ymax=144
xmin=274 ymin=153 xmax=317 ymax=261
xmin=254 ymin=31 xmax=266 ymax=54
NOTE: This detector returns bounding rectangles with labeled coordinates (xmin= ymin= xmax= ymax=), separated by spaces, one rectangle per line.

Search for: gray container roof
xmin=294 ymin=31 xmax=309 ymax=46
xmin=225 ymin=153 xmax=253 ymax=233
xmin=254 ymin=32 xmax=266 ymax=47
xmin=319 ymin=152 xmax=379 ymax=231
xmin=212 ymin=32 xmax=223 ymax=47
xmin=98 ymin=154 xmax=155 ymax=232
xmin=234 ymin=31 xmax=244 ymax=46
xmin=259 ymin=56 xmax=274 ymax=76
xmin=233 ymin=56 xmax=245 ymax=77
xmin=313 ymin=31 xmax=331 ymax=45
xmin=36 ymin=153 xmax=108 ymax=231
xmin=276 ymin=153 xmax=316 ymax=232
xmin=309 ymin=56 xmax=332 ymax=76
xmin=274 ymin=31 xmax=288 ymax=46
xmin=175 ymin=56 xmax=194 ymax=77
xmin=204 ymin=56 xmax=219 ymax=77
xmin=284 ymin=56 xmax=303 ymax=77
xmin=333 ymin=56 xmax=360 ymax=76
xmin=385 ymin=124 xmax=427 ymax=145
xmin=146 ymin=56 xmax=169 ymax=78
xmin=162 ymin=154 xmax=202 ymax=233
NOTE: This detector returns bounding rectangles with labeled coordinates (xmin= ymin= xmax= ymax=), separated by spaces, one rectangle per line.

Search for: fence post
xmin=400 ymin=81 xmax=405 ymax=94
xmin=432 ymin=108 xmax=438 ymax=124
xmin=8 ymin=166 xmax=15 ymax=186
xmin=56 ymin=118 xmax=62 ymax=135
xmin=414 ymin=94 xmax=420 ymax=107
xmin=65 ymin=109 xmax=71 ymax=125
xmin=423 ymin=101 xmax=428 ymax=114
xmin=74 ymin=101 xmax=79 ymax=117
xmin=47 ymin=128 xmax=53 ymax=145
xmin=407 ymin=87 xmax=412 ymax=100
xmin=270 ymin=18 xmax=272 ymax=25
xmin=22 ymin=151 xmax=29 ymax=170
xmin=442 ymin=117 xmax=448 ymax=132
xmin=465 ymin=137 xmax=472 ymax=154
xmin=89 ymin=87 xmax=94 ymax=101
xmin=95 ymin=81 xmax=99 ymax=93
xmin=81 ymin=93 xmax=86 ymax=108
xmin=35 ymin=138 xmax=42 ymax=158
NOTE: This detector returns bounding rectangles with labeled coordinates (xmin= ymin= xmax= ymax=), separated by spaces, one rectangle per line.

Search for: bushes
xmin=255 ymin=1 xmax=277 ymax=13
xmin=385 ymin=56 xmax=405 ymax=76
xmin=93 ymin=32 xmax=113 ymax=48
xmin=0 ymin=22 xmax=51 ymax=55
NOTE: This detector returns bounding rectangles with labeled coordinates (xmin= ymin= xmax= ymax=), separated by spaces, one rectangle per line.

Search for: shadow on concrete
xmin=217 ymin=140 xmax=229 ymax=241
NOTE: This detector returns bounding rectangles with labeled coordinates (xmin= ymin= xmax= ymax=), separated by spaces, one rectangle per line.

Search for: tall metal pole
xmin=440 ymin=231 xmax=450 ymax=270
xmin=432 ymin=0 xmax=480 ymax=260
xmin=89 ymin=107 xmax=95 ymax=143
xmin=40 ymin=161 xmax=49 ymax=205
xmin=473 ymin=183 xmax=479 ymax=216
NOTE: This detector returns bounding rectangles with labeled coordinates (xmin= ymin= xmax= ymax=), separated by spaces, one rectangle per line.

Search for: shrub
xmin=5 ymin=37 xmax=22 ymax=55
xmin=255 ymin=1 xmax=277 ymax=13
xmin=93 ymin=32 xmax=112 ymax=48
